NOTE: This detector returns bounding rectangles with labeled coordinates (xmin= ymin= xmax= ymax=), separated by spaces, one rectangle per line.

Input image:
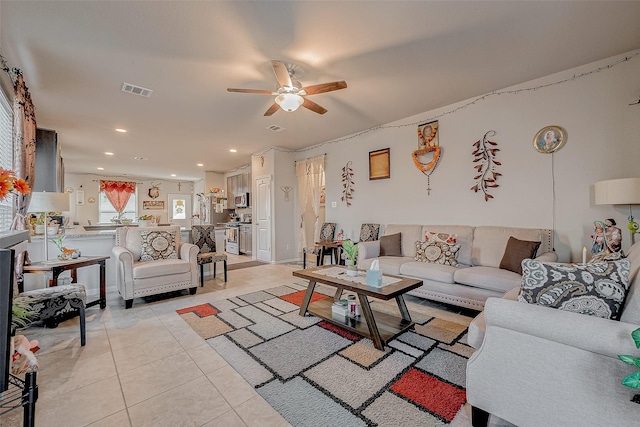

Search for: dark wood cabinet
xmin=34 ymin=128 xmax=64 ymax=192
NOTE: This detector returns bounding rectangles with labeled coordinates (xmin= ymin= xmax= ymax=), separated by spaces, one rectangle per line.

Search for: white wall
xmin=63 ymin=173 xmax=195 ymax=225
xmin=292 ymin=50 xmax=640 ymax=262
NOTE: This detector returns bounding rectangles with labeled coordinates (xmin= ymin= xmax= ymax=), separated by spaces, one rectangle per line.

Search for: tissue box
xmin=366 ymin=269 xmax=382 ymax=287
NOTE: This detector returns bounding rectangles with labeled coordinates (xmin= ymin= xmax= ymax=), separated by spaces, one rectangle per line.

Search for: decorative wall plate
xmin=533 ymin=125 xmax=567 ymax=153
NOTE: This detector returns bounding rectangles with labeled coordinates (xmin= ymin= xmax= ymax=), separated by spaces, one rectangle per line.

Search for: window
xmin=0 ymin=88 xmax=13 ymax=230
xmin=98 ymin=189 xmax=137 ymax=223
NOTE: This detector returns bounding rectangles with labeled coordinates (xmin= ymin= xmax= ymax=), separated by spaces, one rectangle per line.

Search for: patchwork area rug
xmin=227 ymin=260 xmax=268 ymax=271
xmin=177 ymin=286 xmax=473 ymax=426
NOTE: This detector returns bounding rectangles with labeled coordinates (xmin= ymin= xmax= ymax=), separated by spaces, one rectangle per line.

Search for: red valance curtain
xmin=100 ymin=180 xmax=136 ymax=218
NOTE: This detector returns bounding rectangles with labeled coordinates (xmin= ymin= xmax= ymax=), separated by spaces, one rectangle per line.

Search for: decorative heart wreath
xmin=413 ymin=121 xmax=441 ymax=195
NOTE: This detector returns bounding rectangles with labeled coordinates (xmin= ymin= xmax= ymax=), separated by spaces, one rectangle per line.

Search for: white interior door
xmin=255 ymin=176 xmax=271 ymax=263
xmin=167 ymin=193 xmax=192 ymax=228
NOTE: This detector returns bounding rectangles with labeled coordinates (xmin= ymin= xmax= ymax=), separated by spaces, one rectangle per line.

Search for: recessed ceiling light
xmin=115 ymin=128 xmax=127 ymax=133
xmin=171 ymin=174 xmax=177 ymax=177
xmin=104 ymin=152 xmax=114 ymax=156
xmin=97 ymin=167 xmax=104 ymax=170
xmin=229 ymin=149 xmax=237 ymax=153
xmin=196 ymin=163 xmax=204 ymax=167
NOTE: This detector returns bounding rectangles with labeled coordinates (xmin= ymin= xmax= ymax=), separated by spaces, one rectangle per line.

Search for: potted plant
xmin=49 ymin=234 xmax=74 ymax=260
xmin=618 ymin=328 xmax=640 ymax=398
xmin=11 ymin=298 xmax=35 ymax=335
xmin=138 ymin=214 xmax=154 ymax=227
xmin=342 ymin=239 xmax=358 ymax=277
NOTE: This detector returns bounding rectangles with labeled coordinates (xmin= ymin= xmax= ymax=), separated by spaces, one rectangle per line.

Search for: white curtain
xmin=296 ymin=154 xmax=325 ymax=253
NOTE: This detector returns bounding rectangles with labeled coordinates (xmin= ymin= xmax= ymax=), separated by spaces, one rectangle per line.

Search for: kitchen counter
xmin=25 ymin=227 xmax=192 ymax=296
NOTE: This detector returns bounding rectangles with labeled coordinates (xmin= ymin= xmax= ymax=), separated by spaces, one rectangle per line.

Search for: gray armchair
xmin=112 ymin=226 xmax=198 ymax=308
xmin=466 ymin=242 xmax=640 ymax=426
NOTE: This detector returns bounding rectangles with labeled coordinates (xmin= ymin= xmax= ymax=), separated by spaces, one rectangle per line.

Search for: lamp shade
xmin=29 ymin=192 xmax=70 ymax=213
xmin=275 ymin=93 xmax=304 ymax=112
xmin=595 ymin=178 xmax=640 ymax=205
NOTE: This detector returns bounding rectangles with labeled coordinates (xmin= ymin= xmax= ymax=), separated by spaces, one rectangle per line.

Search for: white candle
xmin=582 ymin=247 xmax=587 ymax=264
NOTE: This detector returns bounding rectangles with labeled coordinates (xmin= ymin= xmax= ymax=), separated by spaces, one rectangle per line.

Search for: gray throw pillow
xmin=380 ymin=233 xmax=402 ymax=257
xmin=518 ymin=259 xmax=631 ymax=320
xmin=500 ymin=236 xmax=541 ymax=275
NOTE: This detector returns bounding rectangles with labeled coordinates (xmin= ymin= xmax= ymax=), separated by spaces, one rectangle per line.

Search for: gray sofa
xmin=357 ymin=224 xmax=556 ymax=310
xmin=466 ymin=241 xmax=640 ymax=426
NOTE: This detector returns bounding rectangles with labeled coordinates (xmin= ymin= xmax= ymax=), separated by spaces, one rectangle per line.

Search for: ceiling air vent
xmin=121 ymin=83 xmax=153 ymax=97
xmin=266 ymin=124 xmax=285 ymax=132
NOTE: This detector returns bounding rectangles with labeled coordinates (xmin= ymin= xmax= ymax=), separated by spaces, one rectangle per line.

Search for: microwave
xmin=235 ymin=193 xmax=249 ymax=207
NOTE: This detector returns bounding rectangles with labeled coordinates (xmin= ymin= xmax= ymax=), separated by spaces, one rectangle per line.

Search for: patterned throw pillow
xmin=518 ymin=259 xmax=631 ymax=320
xmin=415 ymin=240 xmax=461 ymax=267
xmin=140 ymin=230 xmax=178 ymax=261
xmin=424 ymin=231 xmax=457 ymax=245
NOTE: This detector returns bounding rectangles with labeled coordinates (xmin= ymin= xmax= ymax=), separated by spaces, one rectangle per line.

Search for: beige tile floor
xmin=1 ymin=255 xmax=493 ymax=427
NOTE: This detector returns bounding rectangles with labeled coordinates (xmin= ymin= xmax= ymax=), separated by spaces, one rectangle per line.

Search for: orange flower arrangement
xmin=0 ymin=168 xmax=30 ymax=201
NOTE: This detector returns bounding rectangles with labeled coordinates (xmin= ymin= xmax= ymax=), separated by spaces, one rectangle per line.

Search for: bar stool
xmin=197 ymin=252 xmax=228 ymax=285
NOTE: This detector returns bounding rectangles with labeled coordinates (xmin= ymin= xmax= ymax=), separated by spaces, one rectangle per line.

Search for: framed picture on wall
xmin=143 ymin=200 xmax=164 ymax=210
xmin=369 ymin=148 xmax=390 ymax=180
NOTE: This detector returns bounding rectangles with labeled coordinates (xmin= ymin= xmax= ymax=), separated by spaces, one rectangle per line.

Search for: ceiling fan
xmin=227 ymin=60 xmax=347 ymax=116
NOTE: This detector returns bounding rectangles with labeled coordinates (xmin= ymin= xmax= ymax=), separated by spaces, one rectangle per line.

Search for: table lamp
xmin=29 ymin=192 xmax=70 ymax=261
xmin=595 ymin=178 xmax=640 ymax=245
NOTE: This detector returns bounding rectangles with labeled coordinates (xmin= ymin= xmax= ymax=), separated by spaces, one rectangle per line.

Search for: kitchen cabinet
xmin=239 ymin=224 xmax=252 ymax=256
xmin=34 ymin=128 xmax=64 ymax=192
xmin=227 ymin=176 xmax=236 ymax=209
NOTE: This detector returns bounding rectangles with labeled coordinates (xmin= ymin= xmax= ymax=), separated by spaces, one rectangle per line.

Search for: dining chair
xmin=191 ymin=225 xmax=227 ymax=285
xmin=303 ymin=222 xmax=336 ymax=269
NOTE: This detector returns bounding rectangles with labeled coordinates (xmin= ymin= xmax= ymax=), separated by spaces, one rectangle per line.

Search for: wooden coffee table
xmin=293 ymin=265 xmax=423 ymax=350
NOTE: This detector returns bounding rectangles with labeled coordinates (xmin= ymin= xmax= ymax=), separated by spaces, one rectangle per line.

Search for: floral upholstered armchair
xmin=112 ymin=226 xmax=198 ymax=308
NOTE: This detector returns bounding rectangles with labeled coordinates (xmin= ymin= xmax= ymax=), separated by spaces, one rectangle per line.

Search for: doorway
xmin=167 ymin=193 xmax=192 ymax=228
xmin=255 ymin=175 xmax=271 ymax=263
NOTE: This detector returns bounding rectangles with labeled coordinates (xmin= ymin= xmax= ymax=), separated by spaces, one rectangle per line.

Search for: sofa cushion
xmin=380 ymin=233 xmax=402 ymax=257
xmin=360 ymin=256 xmax=413 ymax=275
xmin=133 ymin=258 xmax=191 ymax=279
xmin=620 ymin=241 xmax=640 ymax=324
xmin=454 ymin=266 xmax=522 ymax=293
xmin=472 ymin=226 xmax=543 ymax=268
xmin=399 ymin=261 xmax=457 ymax=284
xmin=499 ymin=237 xmax=541 ymax=275
xmin=518 ymin=259 xmax=631 ymax=320
xmin=415 ymin=240 xmax=460 ymax=267
xmin=384 ymin=225 xmax=422 ymax=257
xmin=140 ymin=230 xmax=178 ymax=261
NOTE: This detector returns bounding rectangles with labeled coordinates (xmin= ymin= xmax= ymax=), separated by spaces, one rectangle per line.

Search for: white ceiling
xmin=2 ymin=1 xmax=640 ymax=181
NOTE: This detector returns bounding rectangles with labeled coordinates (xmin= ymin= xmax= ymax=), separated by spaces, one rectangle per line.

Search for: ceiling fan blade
xmin=227 ymin=88 xmax=274 ymax=95
xmin=264 ymin=103 xmax=280 ymax=116
xmin=302 ymin=98 xmax=327 ymax=115
xmin=272 ymin=60 xmax=293 ymax=88
xmin=302 ymin=81 xmax=347 ymax=95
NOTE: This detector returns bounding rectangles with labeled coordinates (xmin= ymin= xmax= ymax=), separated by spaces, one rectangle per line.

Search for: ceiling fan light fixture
xmin=275 ymin=93 xmax=303 ymax=112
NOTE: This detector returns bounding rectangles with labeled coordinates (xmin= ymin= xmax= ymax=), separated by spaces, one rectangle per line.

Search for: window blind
xmin=0 ymin=89 xmax=13 ymax=230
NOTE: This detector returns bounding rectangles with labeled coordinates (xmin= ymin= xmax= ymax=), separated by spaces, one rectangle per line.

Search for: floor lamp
xmin=595 ymin=178 xmax=640 ymax=245
xmin=29 ymin=192 xmax=70 ymax=261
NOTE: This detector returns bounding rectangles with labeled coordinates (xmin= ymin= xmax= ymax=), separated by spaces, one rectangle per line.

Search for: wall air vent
xmin=121 ymin=83 xmax=153 ymax=97
xmin=266 ymin=124 xmax=285 ymax=132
